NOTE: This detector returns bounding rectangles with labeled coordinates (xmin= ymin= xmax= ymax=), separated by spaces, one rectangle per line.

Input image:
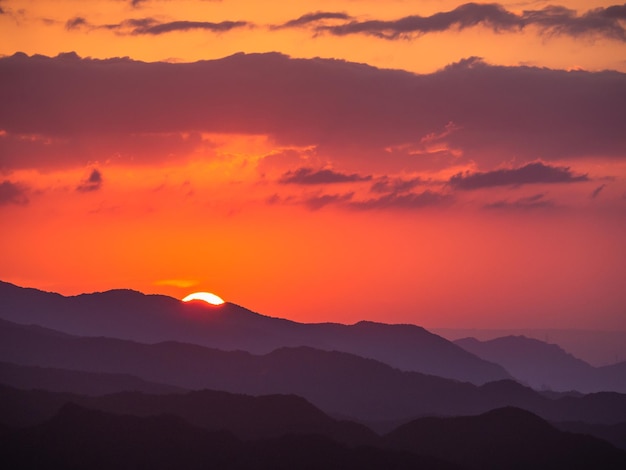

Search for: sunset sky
xmin=1 ymin=0 xmax=625 ymax=329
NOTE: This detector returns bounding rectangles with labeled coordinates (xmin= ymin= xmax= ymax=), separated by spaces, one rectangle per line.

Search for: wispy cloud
xmin=370 ymin=176 xmax=423 ymax=194
xmin=350 ymin=190 xmax=451 ymax=210
xmin=304 ymin=192 xmax=354 ymax=210
xmin=272 ymin=11 xmax=352 ymax=30
xmin=590 ymin=183 xmax=607 ymax=199
xmin=129 ymin=20 xmax=250 ymax=35
xmin=154 ymin=279 xmax=199 ymax=288
xmin=65 ymin=16 xmax=250 ymax=35
xmin=484 ymin=193 xmax=554 ymax=210
xmin=314 ymin=3 xmax=626 ymax=42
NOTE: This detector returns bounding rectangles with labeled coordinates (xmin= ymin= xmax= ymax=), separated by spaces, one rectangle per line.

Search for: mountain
xmin=0 ymin=280 xmax=508 ymax=384
xmin=435 ymin=327 xmax=626 ymax=366
xmin=0 ymin=361 xmax=183 ymax=396
xmin=555 ymin=421 xmax=626 ymax=451
xmin=384 ymin=407 xmax=626 ymax=470
xmin=598 ymin=362 xmax=626 ymax=391
xmin=455 ymin=335 xmax=626 ymax=393
xmin=3 ymin=392 xmax=624 ymax=470
xmin=0 ymin=383 xmax=376 ymax=446
xmin=0 ymin=403 xmax=460 ymax=470
xmin=0 ymin=317 xmax=480 ymax=422
xmin=2 ymin=318 xmax=626 ymax=426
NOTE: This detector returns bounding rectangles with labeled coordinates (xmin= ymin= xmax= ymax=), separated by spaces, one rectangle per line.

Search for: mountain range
xmin=2 ymin=317 xmax=626 ymax=427
xmin=0 ymin=280 xmax=507 ymax=385
xmin=434 ymin=327 xmax=626 ymax=367
xmin=1 ymin=387 xmax=624 ymax=470
xmin=2 ymin=280 xmax=626 ymax=467
xmin=455 ymin=335 xmax=626 ymax=393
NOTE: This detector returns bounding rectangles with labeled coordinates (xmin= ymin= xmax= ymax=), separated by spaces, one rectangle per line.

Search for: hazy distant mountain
xmin=0 ymin=361 xmax=183 ymax=396
xmin=435 ymin=327 xmax=626 ymax=366
xmin=384 ymin=407 xmax=626 ymax=470
xmin=0 ymin=403 xmax=460 ymax=470
xmin=455 ymin=336 xmax=626 ymax=393
xmin=598 ymin=362 xmax=626 ymax=391
xmin=0 ymin=280 xmax=508 ymax=384
xmin=2 ymin=318 xmax=626 ymax=426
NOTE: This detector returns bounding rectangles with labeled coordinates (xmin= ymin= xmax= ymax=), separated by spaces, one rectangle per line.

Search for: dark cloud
xmin=64 ymin=16 xmax=249 ymax=35
xmin=317 ymin=3 xmax=626 ymax=41
xmin=484 ymin=193 xmax=553 ymax=210
xmin=279 ymin=167 xmax=371 ymax=185
xmin=0 ymin=180 xmax=28 ymax=206
xmin=319 ymin=3 xmax=520 ymax=39
xmin=304 ymin=192 xmax=353 ymax=210
xmin=273 ymin=11 xmax=352 ymax=30
xmin=522 ymin=4 xmax=626 ymax=41
xmin=76 ymin=169 xmax=103 ymax=192
xmin=65 ymin=16 xmax=88 ymax=31
xmin=370 ymin=176 xmax=422 ymax=194
xmin=449 ymin=162 xmax=589 ymax=190
xmin=604 ymin=4 xmax=626 ymax=19
xmin=0 ymin=53 xmax=624 ymax=171
xmin=129 ymin=20 xmax=249 ymax=35
xmin=590 ymin=184 xmax=607 ymax=199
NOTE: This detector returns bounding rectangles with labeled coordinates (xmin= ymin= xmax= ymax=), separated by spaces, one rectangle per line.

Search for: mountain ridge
xmin=0 ymin=280 xmax=508 ymax=385
xmin=2 ymin=318 xmax=626 ymax=426
xmin=456 ymin=335 xmax=626 ymax=393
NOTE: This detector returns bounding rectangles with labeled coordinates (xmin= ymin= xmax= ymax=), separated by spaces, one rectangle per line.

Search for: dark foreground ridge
xmin=384 ymin=406 xmax=626 ymax=469
xmin=1 ymin=402 xmax=460 ymax=470
xmin=0 ymin=384 xmax=376 ymax=446
xmin=1 ymin=394 xmax=624 ymax=470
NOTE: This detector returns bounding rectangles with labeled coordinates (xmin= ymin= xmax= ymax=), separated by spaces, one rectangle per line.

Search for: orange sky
xmin=1 ymin=0 xmax=625 ymax=329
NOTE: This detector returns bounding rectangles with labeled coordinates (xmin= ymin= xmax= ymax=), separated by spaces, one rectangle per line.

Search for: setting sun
xmin=182 ymin=292 xmax=225 ymax=306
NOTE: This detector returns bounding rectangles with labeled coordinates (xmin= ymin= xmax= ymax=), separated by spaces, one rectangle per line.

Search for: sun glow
xmin=182 ymin=292 xmax=225 ymax=305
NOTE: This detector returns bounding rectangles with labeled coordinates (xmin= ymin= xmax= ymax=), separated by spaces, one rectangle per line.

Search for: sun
xmin=182 ymin=292 xmax=225 ymax=306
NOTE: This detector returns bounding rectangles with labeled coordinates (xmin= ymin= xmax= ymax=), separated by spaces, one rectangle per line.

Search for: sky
xmin=1 ymin=0 xmax=625 ymax=330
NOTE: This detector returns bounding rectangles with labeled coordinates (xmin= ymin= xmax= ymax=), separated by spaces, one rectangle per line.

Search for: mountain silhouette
xmin=435 ymin=327 xmax=626 ymax=367
xmin=0 ymin=361 xmax=183 ymax=396
xmin=2 ymin=318 xmax=626 ymax=426
xmin=0 ymin=403 xmax=460 ymax=470
xmin=555 ymin=420 xmax=626 ymax=451
xmin=384 ymin=406 xmax=626 ymax=469
xmin=455 ymin=335 xmax=626 ymax=393
xmin=0 ymin=317 xmax=480 ymax=422
xmin=0 ymin=383 xmax=375 ymax=446
xmin=0 ymin=280 xmax=508 ymax=384
xmin=2 ymin=396 xmax=623 ymax=470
